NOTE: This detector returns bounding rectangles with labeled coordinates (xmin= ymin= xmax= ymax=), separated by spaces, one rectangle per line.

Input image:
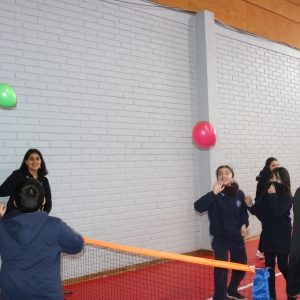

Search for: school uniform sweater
xmin=194 ymin=184 xmax=249 ymax=240
xmin=247 ymin=181 xmax=292 ymax=237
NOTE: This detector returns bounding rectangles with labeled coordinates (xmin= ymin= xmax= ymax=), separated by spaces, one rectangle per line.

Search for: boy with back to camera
xmin=0 ymin=178 xmax=83 ymax=300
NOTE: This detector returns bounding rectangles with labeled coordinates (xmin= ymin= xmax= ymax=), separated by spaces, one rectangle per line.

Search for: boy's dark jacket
xmin=194 ymin=184 xmax=249 ymax=240
xmin=0 ymin=210 xmax=83 ymax=300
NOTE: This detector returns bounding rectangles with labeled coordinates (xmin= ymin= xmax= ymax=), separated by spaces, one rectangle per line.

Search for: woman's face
xmin=270 ymin=173 xmax=282 ymax=183
xmin=25 ymin=153 xmax=41 ymax=173
xmin=269 ymin=160 xmax=279 ymax=171
xmin=217 ymin=167 xmax=234 ymax=186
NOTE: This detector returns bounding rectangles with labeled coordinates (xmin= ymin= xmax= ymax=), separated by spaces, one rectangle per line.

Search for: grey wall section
xmin=194 ymin=11 xmax=220 ymax=250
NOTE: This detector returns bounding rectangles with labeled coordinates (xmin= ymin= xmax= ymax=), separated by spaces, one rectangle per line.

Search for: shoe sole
xmin=227 ymin=294 xmax=246 ymax=300
xmin=255 ymin=254 xmax=265 ymax=259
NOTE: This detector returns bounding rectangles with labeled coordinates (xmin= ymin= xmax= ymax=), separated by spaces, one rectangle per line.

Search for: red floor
xmin=63 ymin=238 xmax=286 ymax=300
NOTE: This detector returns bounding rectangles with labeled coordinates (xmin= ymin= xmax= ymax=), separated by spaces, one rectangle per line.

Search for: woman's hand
xmin=244 ymin=195 xmax=253 ymax=206
xmin=0 ymin=202 xmax=7 ymax=217
xmin=213 ymin=180 xmax=225 ymax=195
xmin=241 ymin=224 xmax=247 ymax=237
xmin=268 ymin=183 xmax=276 ymax=194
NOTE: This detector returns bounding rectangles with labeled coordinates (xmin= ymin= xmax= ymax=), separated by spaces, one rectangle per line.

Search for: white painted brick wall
xmin=1 ymin=0 xmax=299 ymax=254
xmin=215 ymin=29 xmax=300 ymax=237
xmin=0 ymin=0 xmax=198 ymax=253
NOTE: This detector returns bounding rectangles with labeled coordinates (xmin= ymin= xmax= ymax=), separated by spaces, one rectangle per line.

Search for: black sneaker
xmin=227 ymin=291 xmax=246 ymax=300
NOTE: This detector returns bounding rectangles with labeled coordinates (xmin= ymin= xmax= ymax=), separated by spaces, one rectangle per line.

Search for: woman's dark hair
xmin=13 ymin=178 xmax=45 ymax=213
xmin=19 ymin=149 xmax=48 ymax=176
xmin=256 ymin=157 xmax=278 ymax=181
xmin=215 ymin=165 xmax=235 ymax=179
xmin=265 ymin=157 xmax=278 ymax=168
xmin=270 ymin=167 xmax=292 ymax=195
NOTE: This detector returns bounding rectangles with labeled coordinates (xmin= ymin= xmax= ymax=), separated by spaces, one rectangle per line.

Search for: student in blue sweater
xmin=245 ymin=167 xmax=292 ymax=300
xmin=194 ymin=165 xmax=249 ymax=300
xmin=0 ymin=178 xmax=83 ymax=300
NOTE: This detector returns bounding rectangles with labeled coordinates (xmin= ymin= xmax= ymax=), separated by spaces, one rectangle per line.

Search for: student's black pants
xmin=211 ymin=236 xmax=247 ymax=300
xmin=265 ymin=252 xmax=288 ymax=299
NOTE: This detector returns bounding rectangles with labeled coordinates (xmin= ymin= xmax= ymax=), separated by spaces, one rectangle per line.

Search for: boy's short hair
xmin=13 ymin=178 xmax=45 ymax=213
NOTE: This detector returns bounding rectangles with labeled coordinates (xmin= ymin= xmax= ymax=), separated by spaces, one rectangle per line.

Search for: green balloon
xmin=0 ymin=84 xmax=17 ymax=108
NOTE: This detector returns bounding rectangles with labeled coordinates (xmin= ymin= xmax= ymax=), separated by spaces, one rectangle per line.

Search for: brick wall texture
xmin=0 ymin=0 xmax=299 ymax=252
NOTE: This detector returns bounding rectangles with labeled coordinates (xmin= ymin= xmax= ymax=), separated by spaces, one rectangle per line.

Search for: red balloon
xmin=192 ymin=121 xmax=216 ymax=148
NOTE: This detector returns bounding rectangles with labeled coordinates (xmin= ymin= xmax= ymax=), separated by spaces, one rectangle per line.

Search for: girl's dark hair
xmin=215 ymin=165 xmax=234 ymax=179
xmin=19 ymin=149 xmax=48 ymax=176
xmin=256 ymin=157 xmax=278 ymax=181
xmin=270 ymin=167 xmax=292 ymax=195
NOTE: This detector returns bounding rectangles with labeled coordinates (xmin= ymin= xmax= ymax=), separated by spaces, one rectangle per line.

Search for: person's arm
xmin=245 ymin=194 xmax=265 ymax=216
xmin=194 ymin=181 xmax=223 ymax=213
xmin=241 ymin=224 xmax=247 ymax=236
xmin=239 ymin=191 xmax=249 ymax=236
xmin=194 ymin=191 xmax=217 ymax=213
xmin=241 ymin=195 xmax=249 ymax=227
xmin=0 ymin=185 xmax=12 ymax=197
xmin=291 ymin=188 xmax=300 ymax=238
xmin=293 ymin=188 xmax=300 ymax=219
xmin=255 ymin=177 xmax=267 ymax=200
xmin=0 ymin=171 xmax=19 ymax=197
xmin=58 ymin=220 xmax=83 ymax=254
xmin=42 ymin=177 xmax=52 ymax=214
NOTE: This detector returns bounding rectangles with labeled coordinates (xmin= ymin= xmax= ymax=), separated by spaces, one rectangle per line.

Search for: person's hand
xmin=268 ymin=183 xmax=276 ymax=194
xmin=241 ymin=224 xmax=247 ymax=237
xmin=0 ymin=202 xmax=7 ymax=217
xmin=244 ymin=195 xmax=253 ymax=206
xmin=213 ymin=180 xmax=225 ymax=195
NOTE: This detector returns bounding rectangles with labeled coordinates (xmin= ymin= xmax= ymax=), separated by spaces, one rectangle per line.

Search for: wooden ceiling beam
xmin=149 ymin=0 xmax=300 ymax=49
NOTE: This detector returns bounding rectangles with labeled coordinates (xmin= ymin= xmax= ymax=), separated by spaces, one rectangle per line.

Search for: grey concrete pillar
xmin=194 ymin=10 xmax=220 ymax=250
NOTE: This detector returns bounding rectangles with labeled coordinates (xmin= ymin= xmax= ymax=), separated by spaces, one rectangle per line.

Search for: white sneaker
xmin=255 ymin=250 xmax=265 ymax=259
